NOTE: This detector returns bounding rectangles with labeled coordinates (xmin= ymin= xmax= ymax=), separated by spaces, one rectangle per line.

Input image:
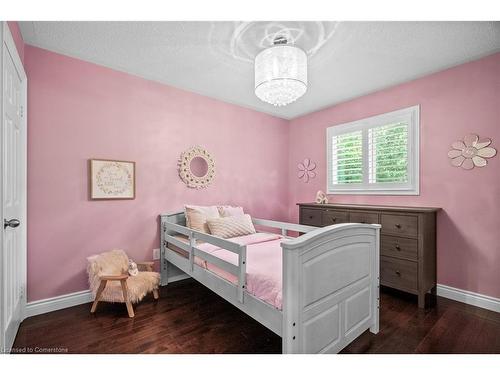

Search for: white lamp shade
xmin=254 ymin=45 xmax=307 ymax=106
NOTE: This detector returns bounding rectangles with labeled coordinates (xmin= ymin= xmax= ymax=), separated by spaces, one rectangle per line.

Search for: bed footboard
xmin=281 ymin=223 xmax=380 ymax=354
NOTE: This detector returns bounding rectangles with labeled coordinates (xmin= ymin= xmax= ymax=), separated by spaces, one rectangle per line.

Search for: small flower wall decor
xmin=298 ymin=158 xmax=316 ymax=183
xmin=448 ymin=134 xmax=497 ymax=170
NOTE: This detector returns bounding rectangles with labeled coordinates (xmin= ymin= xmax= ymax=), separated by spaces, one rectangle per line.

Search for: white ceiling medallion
xmin=254 ymin=36 xmax=307 ymax=107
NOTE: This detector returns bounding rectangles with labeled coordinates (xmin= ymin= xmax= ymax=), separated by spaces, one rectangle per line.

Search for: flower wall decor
xmin=448 ymin=134 xmax=497 ymax=170
xmin=298 ymin=158 xmax=316 ymax=183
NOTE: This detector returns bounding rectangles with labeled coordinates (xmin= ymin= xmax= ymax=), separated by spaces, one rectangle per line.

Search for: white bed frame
xmin=160 ymin=212 xmax=380 ymax=354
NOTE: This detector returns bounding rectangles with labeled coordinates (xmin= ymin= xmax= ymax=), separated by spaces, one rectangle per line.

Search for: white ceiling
xmin=19 ymin=21 xmax=500 ymax=119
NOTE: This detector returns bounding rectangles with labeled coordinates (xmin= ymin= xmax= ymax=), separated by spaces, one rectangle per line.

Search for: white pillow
xmin=184 ymin=205 xmax=220 ymax=233
xmin=206 ymin=214 xmax=256 ymax=239
xmin=217 ymin=205 xmax=245 ymax=217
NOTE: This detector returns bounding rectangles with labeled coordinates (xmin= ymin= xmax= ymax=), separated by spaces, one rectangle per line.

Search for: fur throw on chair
xmin=87 ymin=249 xmax=160 ymax=304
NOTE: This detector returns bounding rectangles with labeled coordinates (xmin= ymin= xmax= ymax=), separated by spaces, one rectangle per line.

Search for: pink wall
xmin=7 ymin=21 xmax=24 ymax=64
xmin=25 ymin=45 xmax=289 ymax=302
xmin=24 ymin=40 xmax=500 ymax=301
xmin=288 ymin=52 xmax=500 ymax=299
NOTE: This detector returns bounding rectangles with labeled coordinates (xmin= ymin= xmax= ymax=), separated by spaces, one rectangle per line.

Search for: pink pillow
xmin=206 ymin=214 xmax=256 ymax=239
xmin=218 ymin=205 xmax=244 ymax=217
xmin=184 ymin=205 xmax=220 ymax=233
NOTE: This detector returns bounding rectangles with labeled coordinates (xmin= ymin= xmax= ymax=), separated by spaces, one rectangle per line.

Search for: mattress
xmin=167 ymin=233 xmax=284 ymax=309
xmin=167 ymin=235 xmax=211 ymax=268
xmin=168 ymin=234 xmax=191 ymax=257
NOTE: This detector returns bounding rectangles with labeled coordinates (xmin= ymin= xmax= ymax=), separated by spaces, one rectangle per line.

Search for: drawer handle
xmin=395 ymin=244 xmax=401 ymax=251
xmin=309 ymin=216 xmax=313 ymax=219
xmin=395 ymin=223 xmax=402 ymax=229
xmin=331 ymin=217 xmax=337 ymax=222
xmin=395 ymin=270 xmax=401 ymax=277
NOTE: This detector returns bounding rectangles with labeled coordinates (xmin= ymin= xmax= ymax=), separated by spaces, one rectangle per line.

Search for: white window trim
xmin=326 ymin=105 xmax=420 ymax=195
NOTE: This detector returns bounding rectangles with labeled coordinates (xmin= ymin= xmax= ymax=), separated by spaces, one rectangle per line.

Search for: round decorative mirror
xmin=178 ymin=146 xmax=216 ymax=189
xmin=190 ymin=156 xmax=209 ymax=177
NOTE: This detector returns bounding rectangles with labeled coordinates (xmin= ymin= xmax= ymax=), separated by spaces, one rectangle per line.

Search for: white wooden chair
xmin=87 ymin=249 xmax=160 ymax=318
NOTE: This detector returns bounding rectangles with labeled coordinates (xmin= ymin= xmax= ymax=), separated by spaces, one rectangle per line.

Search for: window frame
xmin=326 ymin=105 xmax=420 ymax=195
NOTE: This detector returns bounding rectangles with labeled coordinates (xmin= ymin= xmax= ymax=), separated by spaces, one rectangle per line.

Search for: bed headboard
xmin=160 ymin=211 xmax=186 ymax=235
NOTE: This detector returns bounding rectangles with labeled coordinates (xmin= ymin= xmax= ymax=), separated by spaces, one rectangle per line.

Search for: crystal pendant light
xmin=254 ymin=36 xmax=307 ymax=107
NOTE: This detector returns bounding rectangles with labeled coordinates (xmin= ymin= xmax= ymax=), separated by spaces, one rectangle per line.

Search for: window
xmin=327 ymin=105 xmax=419 ymax=195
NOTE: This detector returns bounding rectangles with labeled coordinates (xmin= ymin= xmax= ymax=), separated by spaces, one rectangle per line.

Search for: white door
xmin=1 ymin=22 xmax=27 ymax=353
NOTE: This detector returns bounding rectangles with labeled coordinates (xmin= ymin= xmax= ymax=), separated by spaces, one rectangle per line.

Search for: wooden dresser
xmin=298 ymin=203 xmax=440 ymax=308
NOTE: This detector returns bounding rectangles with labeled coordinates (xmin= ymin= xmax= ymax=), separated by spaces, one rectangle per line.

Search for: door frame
xmin=0 ymin=21 xmax=28 ymax=352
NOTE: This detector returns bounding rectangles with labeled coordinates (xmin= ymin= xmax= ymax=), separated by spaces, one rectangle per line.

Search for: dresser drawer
xmin=349 ymin=211 xmax=379 ymax=224
xmin=380 ymin=256 xmax=418 ymax=292
xmin=381 ymin=214 xmax=418 ymax=237
xmin=381 ymin=235 xmax=418 ymax=261
xmin=322 ymin=210 xmax=349 ymax=226
xmin=300 ymin=208 xmax=322 ymax=226
xmin=297 ymin=203 xmax=438 ymax=308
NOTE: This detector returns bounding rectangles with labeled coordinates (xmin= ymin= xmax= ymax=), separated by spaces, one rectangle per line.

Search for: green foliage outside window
xmin=334 ymin=132 xmax=363 ymax=183
xmin=334 ymin=123 xmax=408 ymax=184
xmin=372 ymin=123 xmax=408 ymax=183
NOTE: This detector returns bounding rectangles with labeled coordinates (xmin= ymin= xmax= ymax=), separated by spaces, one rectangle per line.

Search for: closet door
xmin=1 ymin=22 xmax=27 ymax=353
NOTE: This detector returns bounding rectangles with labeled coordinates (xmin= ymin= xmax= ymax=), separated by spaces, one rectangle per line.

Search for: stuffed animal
xmin=128 ymin=259 xmax=139 ymax=276
xmin=315 ymin=190 xmax=329 ymax=204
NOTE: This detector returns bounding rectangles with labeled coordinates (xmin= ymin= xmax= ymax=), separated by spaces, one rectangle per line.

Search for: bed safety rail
xmin=163 ymin=220 xmax=247 ymax=303
xmin=252 ymin=217 xmax=317 ymax=237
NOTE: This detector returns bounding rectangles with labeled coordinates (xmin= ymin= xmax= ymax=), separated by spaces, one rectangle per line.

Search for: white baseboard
xmin=437 ymin=284 xmax=500 ymax=313
xmin=25 ymin=280 xmax=497 ymax=319
xmin=25 ymin=274 xmax=191 ymax=318
xmin=25 ymin=289 xmax=93 ymax=318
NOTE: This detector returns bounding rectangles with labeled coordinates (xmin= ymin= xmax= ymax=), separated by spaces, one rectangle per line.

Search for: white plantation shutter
xmin=369 ymin=122 xmax=408 ymax=184
xmin=331 ymin=130 xmax=363 ymax=184
xmin=327 ymin=106 xmax=419 ymax=195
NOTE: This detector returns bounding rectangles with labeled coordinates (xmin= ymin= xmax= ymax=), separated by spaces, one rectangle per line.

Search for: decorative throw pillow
xmin=218 ymin=205 xmax=245 ymax=217
xmin=206 ymin=214 xmax=256 ymax=239
xmin=184 ymin=205 xmax=220 ymax=233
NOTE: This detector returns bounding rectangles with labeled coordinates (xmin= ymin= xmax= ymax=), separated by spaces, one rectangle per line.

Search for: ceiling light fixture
xmin=254 ymin=36 xmax=307 ymax=107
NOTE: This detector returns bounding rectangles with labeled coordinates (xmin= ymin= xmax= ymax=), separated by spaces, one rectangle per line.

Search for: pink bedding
xmin=195 ymin=233 xmax=284 ymax=310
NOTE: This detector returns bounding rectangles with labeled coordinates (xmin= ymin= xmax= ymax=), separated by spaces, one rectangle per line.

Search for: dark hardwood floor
xmin=12 ymin=279 xmax=500 ymax=354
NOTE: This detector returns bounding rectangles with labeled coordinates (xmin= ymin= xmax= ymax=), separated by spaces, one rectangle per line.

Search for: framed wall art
xmin=89 ymin=159 xmax=135 ymax=200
